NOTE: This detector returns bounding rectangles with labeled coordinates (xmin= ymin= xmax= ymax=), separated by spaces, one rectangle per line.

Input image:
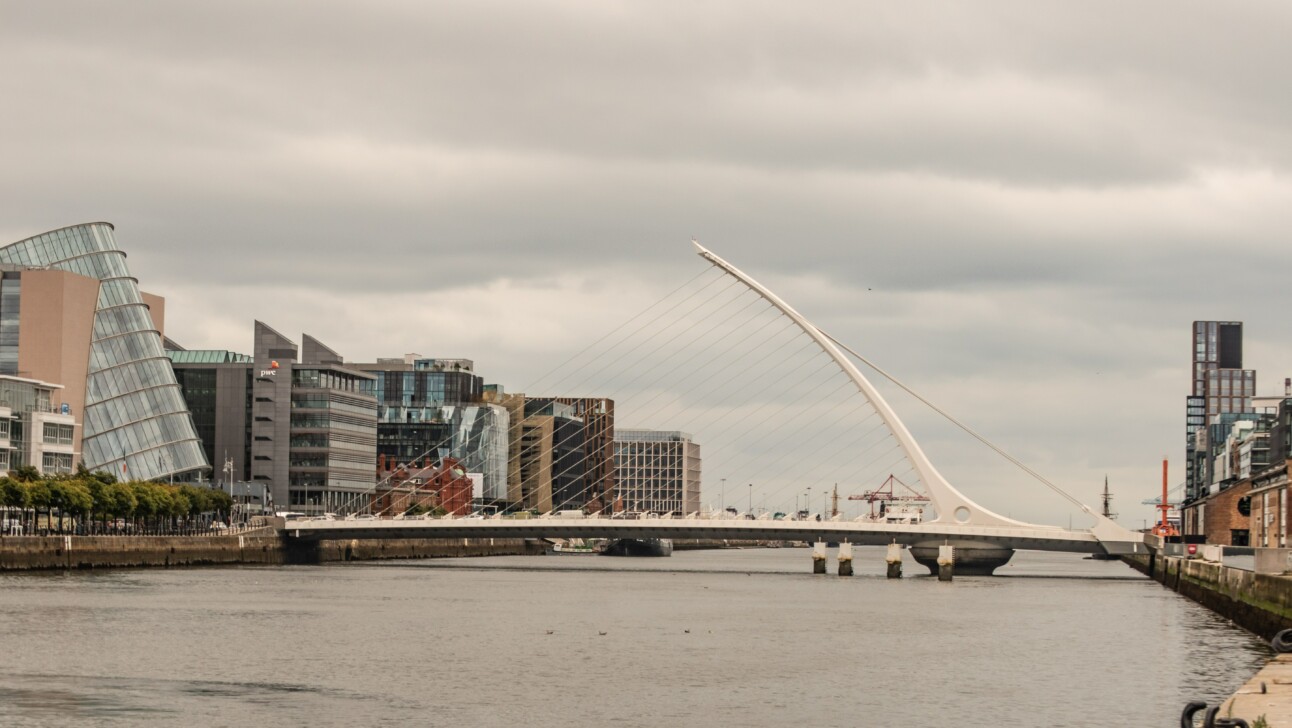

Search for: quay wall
xmin=0 ymin=532 xmax=540 ymax=571
xmin=671 ymin=539 xmax=779 ymax=550
xmin=1124 ymin=552 xmax=1292 ymax=639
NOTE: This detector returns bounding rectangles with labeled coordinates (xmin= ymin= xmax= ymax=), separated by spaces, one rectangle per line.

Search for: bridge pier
xmin=812 ymin=542 xmax=827 ymax=574
xmin=886 ymin=542 xmax=903 ymax=578
xmin=936 ymin=545 xmax=954 ymax=581
xmin=910 ymin=541 xmax=1014 ymax=576
xmin=837 ymin=542 xmax=853 ymax=576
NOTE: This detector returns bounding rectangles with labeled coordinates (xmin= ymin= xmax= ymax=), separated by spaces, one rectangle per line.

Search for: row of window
xmin=88 ymin=330 xmax=167 ymax=374
xmin=102 ymin=439 xmax=207 ymax=482
xmin=42 ymin=452 xmax=73 ymax=474
xmin=0 ymin=224 xmax=118 ymax=270
xmin=98 ymin=278 xmax=144 ymax=309
xmin=57 ymin=250 xmax=131 ymax=282
xmin=83 ymin=385 xmax=189 ymax=438
xmin=0 ymin=276 xmax=20 ymax=376
xmin=82 ymin=413 xmax=198 ymax=471
xmin=289 ymin=394 xmax=376 ymax=417
xmin=93 ymin=303 xmax=155 ymax=341
xmin=43 ymin=422 xmax=73 ymax=445
xmin=292 ymin=368 xmax=375 ymax=395
xmin=85 ymin=357 xmax=176 ymax=404
xmin=290 ymin=411 xmax=377 ymax=430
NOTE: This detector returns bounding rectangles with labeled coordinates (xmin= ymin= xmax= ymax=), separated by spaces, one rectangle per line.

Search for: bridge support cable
xmin=821 ymin=331 xmax=1089 ymax=513
xmin=691 ymin=241 xmax=1144 ymax=551
xmin=541 ymin=334 xmax=900 ymax=518
xmin=820 ymin=331 xmax=1143 ymax=548
xmin=490 ymin=268 xmax=908 ymax=518
xmin=361 ymin=246 xmax=915 ymax=523
xmin=335 ymin=268 xmax=753 ymax=516
xmin=348 ymin=268 xmax=875 ymax=519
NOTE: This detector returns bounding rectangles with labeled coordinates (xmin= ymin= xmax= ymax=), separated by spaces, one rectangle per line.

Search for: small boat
xmin=551 ymin=538 xmax=605 ymax=555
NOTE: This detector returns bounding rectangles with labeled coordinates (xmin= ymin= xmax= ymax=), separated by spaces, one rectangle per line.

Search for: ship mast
xmin=1100 ymin=475 xmax=1117 ymax=520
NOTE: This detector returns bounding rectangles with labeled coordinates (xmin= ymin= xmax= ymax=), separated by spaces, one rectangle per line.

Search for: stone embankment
xmin=1123 ymin=552 xmax=1292 ymax=639
xmin=1127 ymin=550 xmax=1292 ymax=725
xmin=0 ymin=530 xmax=541 ymax=571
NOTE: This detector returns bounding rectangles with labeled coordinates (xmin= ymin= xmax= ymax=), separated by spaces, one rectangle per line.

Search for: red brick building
xmin=1186 ymin=479 xmax=1253 ymax=546
xmin=373 ymin=455 xmax=475 ymax=516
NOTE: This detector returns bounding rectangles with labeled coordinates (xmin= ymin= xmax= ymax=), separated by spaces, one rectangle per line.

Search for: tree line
xmin=0 ymin=465 xmax=234 ymax=536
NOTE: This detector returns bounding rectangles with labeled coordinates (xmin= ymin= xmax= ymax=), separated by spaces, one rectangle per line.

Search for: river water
xmin=0 ymin=548 xmax=1270 ymax=727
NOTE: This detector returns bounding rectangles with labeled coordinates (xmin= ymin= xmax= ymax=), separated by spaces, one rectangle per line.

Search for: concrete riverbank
xmin=0 ymin=531 xmax=542 ymax=571
xmin=1123 ymin=552 xmax=1292 ymax=639
xmin=1126 ymin=551 xmax=1292 ymax=725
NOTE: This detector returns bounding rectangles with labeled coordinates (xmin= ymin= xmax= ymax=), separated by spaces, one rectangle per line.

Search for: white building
xmin=613 ymin=429 xmax=701 ymax=515
xmin=0 ymin=375 xmax=77 ymax=475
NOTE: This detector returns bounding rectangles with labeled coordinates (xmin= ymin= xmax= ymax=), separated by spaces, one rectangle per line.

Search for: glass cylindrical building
xmin=0 ymin=223 xmax=208 ymax=480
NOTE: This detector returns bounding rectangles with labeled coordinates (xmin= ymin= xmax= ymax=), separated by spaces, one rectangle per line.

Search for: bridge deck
xmin=284 ymin=517 xmax=1111 ymax=554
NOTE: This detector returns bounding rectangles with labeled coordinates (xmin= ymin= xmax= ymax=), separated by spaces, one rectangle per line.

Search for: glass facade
xmin=442 ymin=404 xmax=510 ymax=501
xmin=0 ymin=223 xmax=207 ymax=480
xmin=0 ymin=272 xmax=21 ymax=375
xmin=287 ymin=367 xmax=378 ymax=500
xmin=613 ymin=430 xmax=702 ymax=515
xmin=360 ymin=359 xmax=508 ymax=502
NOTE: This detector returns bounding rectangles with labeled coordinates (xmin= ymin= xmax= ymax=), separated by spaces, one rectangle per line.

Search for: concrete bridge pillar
xmin=837 ymin=542 xmax=853 ymax=576
xmin=910 ymin=540 xmax=1014 ymax=576
xmin=936 ymin=544 xmax=955 ymax=581
xmin=812 ymin=541 xmax=827 ymax=574
xmin=885 ymin=542 xmax=903 ymax=579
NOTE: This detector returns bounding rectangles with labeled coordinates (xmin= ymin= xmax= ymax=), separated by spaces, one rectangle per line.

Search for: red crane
xmin=1151 ymin=459 xmax=1179 ymax=538
xmin=848 ymin=474 xmax=930 ymax=520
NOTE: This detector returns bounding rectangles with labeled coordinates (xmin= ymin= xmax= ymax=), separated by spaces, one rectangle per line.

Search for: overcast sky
xmin=3 ymin=2 xmax=1291 ymax=525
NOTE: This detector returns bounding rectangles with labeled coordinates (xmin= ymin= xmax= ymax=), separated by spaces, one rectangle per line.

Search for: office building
xmin=350 ymin=356 xmax=509 ymax=504
xmin=487 ymin=392 xmax=615 ymax=513
xmin=495 ymin=395 xmax=585 ymax=513
xmin=0 ymin=375 xmax=77 ymax=474
xmin=0 ymin=223 xmax=206 ymax=480
xmin=167 ymin=322 xmax=378 ymax=514
xmin=1185 ymin=321 xmax=1256 ymax=502
xmin=613 ymin=429 xmax=701 ymax=515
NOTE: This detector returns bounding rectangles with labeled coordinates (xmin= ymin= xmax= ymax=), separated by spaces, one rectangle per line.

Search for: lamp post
xmin=748 ymin=484 xmax=753 ymax=517
xmin=721 ymin=477 xmax=726 ymax=514
xmin=806 ymin=486 xmax=812 ymax=520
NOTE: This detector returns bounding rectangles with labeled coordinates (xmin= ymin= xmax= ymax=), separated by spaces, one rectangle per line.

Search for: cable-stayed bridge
xmin=293 ymin=243 xmax=1147 ymax=575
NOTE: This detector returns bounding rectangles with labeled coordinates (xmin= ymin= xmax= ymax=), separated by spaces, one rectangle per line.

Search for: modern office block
xmin=0 ymin=223 xmax=206 ymax=480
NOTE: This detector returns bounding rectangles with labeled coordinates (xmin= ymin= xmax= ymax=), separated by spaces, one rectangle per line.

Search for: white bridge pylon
xmin=691 ymin=241 xmax=1144 ymax=553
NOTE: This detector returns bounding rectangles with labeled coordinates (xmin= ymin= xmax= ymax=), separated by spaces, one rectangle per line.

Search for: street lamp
xmin=721 ymin=477 xmax=726 ymax=513
xmin=748 ymin=483 xmax=753 ymax=517
xmin=806 ymin=486 xmax=812 ymax=519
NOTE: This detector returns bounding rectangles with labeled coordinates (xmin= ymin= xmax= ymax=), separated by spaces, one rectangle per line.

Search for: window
xmin=43 ymin=422 xmax=74 ymax=445
xmin=42 ymin=452 xmax=73 ymax=474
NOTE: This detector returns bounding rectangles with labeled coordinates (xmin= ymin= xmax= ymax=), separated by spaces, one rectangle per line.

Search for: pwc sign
xmin=259 ymin=360 xmax=281 ymax=377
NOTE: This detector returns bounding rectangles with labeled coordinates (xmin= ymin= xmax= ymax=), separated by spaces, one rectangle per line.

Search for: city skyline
xmin=4 ymin=3 xmax=1292 ymax=525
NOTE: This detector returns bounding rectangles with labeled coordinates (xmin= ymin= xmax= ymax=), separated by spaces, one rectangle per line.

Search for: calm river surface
xmin=0 ymin=548 xmax=1270 ymax=727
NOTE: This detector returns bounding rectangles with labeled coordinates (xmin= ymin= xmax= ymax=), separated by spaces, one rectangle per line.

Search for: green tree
xmin=1 ymin=477 xmax=29 ymax=534
xmin=130 ymin=481 xmax=159 ymax=532
xmin=85 ymin=478 xmax=110 ymax=533
xmin=10 ymin=465 xmax=39 ymax=484
xmin=207 ymin=490 xmax=233 ymax=522
xmin=46 ymin=480 xmax=69 ymax=534
xmin=61 ymin=480 xmax=93 ymax=533
xmin=28 ymin=480 xmax=53 ymax=533
xmin=107 ymin=482 xmax=136 ymax=531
